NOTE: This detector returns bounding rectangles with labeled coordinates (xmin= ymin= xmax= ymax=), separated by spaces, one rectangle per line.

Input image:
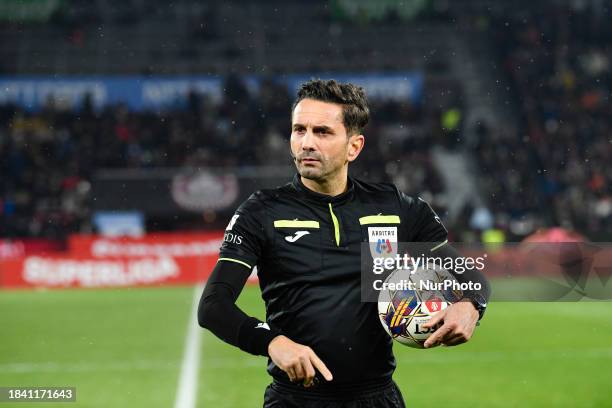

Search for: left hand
xmin=422 ymin=301 xmax=479 ymax=348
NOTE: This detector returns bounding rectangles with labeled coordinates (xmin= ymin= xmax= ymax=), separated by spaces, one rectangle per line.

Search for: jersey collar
xmin=291 ymin=173 xmax=355 ymax=205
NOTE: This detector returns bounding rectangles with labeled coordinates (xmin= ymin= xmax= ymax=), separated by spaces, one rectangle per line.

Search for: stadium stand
xmin=481 ymin=2 xmax=612 ymax=240
xmin=1 ymin=0 xmax=610 ymax=241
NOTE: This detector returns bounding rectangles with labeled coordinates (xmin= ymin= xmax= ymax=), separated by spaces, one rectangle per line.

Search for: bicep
xmin=400 ymin=193 xmax=447 ymax=242
xmin=202 ymin=259 xmax=252 ymax=303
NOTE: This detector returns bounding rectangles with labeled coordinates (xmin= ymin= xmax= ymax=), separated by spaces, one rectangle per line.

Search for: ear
xmin=347 ymin=134 xmax=365 ymax=162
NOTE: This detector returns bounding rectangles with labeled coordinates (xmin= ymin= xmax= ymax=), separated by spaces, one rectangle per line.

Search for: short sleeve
xmin=399 ymin=192 xmax=448 ymax=242
xmin=218 ymin=193 xmax=267 ymax=270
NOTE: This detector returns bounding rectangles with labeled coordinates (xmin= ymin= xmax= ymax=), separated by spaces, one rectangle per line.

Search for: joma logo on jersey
xmin=368 ymin=227 xmax=397 ymax=258
xmin=285 ymin=231 xmax=310 ymax=243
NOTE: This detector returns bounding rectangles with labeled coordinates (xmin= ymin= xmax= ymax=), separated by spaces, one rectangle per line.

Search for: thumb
xmin=422 ymin=309 xmax=446 ymax=329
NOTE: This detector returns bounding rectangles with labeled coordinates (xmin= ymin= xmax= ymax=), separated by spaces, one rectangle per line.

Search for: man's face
xmin=290 ymin=99 xmax=357 ymax=181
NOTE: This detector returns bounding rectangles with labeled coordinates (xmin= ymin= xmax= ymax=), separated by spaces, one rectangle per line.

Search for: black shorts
xmin=263 ymin=378 xmax=406 ymax=408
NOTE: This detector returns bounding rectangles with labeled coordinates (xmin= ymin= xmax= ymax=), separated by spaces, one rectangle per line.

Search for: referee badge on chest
xmin=368 ymin=227 xmax=398 ymax=259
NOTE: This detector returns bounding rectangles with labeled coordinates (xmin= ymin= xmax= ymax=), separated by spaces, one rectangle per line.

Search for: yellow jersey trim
xmin=217 ymin=257 xmax=252 ymax=270
xmin=273 ymin=220 xmax=320 ymax=228
xmin=359 ymin=215 xmax=401 ymax=225
xmin=328 ymin=203 xmax=340 ymax=246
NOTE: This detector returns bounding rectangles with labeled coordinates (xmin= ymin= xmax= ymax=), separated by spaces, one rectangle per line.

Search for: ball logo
xmin=425 ymin=296 xmax=442 ymax=313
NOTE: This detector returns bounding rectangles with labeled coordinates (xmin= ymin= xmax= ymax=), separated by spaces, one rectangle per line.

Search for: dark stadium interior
xmin=1 ymin=0 xmax=610 ymax=242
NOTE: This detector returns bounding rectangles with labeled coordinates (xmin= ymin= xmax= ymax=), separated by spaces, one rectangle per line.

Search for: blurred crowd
xmin=474 ymin=3 xmax=611 ymax=239
xmin=0 ymin=77 xmax=446 ymax=239
xmin=2 ymin=2 xmax=611 ymax=241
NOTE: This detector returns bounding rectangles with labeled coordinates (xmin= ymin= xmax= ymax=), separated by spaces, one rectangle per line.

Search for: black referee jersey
xmin=217 ymin=174 xmax=449 ymax=386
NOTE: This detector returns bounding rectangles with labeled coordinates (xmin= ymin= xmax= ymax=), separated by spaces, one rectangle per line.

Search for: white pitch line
xmin=173 ymin=284 xmax=204 ymax=408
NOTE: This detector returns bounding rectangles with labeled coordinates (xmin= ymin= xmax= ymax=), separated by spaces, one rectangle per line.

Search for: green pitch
xmin=1 ymin=284 xmax=611 ymax=407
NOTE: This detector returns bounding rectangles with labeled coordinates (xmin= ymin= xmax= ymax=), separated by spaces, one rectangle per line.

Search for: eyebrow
xmin=292 ymin=123 xmax=334 ymax=133
xmin=313 ymin=125 xmax=334 ymax=133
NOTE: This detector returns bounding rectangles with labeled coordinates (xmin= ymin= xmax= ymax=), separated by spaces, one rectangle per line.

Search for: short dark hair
xmin=292 ymin=79 xmax=370 ymax=136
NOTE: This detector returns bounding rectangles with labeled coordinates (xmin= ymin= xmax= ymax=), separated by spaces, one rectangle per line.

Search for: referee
xmin=198 ymin=79 xmax=490 ymax=407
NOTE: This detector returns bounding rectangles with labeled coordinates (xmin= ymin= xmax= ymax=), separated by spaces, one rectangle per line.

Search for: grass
xmin=1 ymin=283 xmax=611 ymax=407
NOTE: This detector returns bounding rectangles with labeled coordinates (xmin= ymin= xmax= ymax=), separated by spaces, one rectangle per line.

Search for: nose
xmin=301 ymin=128 xmax=316 ymax=152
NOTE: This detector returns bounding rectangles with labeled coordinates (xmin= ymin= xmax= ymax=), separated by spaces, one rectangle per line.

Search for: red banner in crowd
xmin=0 ymin=239 xmax=65 ymax=259
xmin=0 ymin=232 xmax=225 ymax=289
xmin=68 ymin=232 xmax=223 ymax=258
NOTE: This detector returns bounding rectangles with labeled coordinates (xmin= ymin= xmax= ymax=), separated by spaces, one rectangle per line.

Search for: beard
xmin=294 ymin=152 xmax=327 ymax=180
xmin=295 ymin=157 xmax=348 ymax=183
xmin=293 ymin=147 xmax=349 ymax=182
xmin=298 ymin=166 xmax=324 ymax=180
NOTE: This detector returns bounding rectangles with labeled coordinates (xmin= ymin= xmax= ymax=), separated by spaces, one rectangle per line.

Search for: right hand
xmin=267 ymin=335 xmax=333 ymax=387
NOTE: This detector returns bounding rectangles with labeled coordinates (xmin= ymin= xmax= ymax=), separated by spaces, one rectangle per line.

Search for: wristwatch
xmin=462 ymin=293 xmax=487 ymax=321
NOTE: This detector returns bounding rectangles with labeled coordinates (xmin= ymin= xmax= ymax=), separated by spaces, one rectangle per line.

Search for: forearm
xmin=197 ymin=261 xmax=280 ymax=356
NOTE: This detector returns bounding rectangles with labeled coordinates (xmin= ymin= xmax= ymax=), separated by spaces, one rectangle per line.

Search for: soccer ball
xmin=377 ymin=265 xmax=463 ymax=348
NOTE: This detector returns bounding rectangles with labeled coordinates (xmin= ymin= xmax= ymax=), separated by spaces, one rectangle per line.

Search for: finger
xmin=302 ymin=358 xmax=316 ymax=387
xmin=309 ymin=351 xmax=333 ymax=381
xmin=440 ymin=325 xmax=460 ymax=343
xmin=293 ymin=358 xmax=306 ymax=382
xmin=442 ymin=333 xmax=467 ymax=346
xmin=286 ymin=366 xmax=297 ymax=382
xmin=424 ymin=323 xmax=453 ymax=348
xmin=422 ymin=309 xmax=446 ymax=329
xmin=443 ymin=326 xmax=473 ymax=345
